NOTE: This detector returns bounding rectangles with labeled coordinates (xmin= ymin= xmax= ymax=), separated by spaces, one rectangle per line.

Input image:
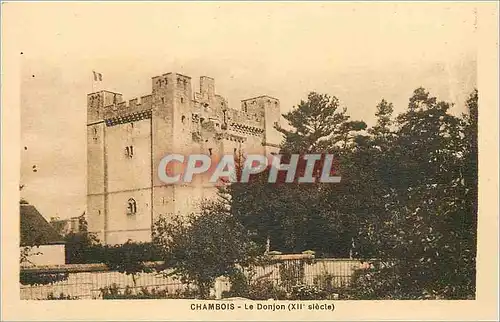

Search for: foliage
xmin=45 ymin=292 xmax=78 ymax=300
xmin=222 ymin=267 xmax=288 ymax=300
xmin=20 ymin=271 xmax=69 ymax=286
xmin=350 ymin=88 xmax=478 ymax=299
xmin=220 ymin=88 xmax=477 ymax=299
xmin=289 ymin=284 xmax=329 ymax=300
xmin=152 ymin=200 xmax=263 ymax=299
xmin=223 ymin=268 xmax=340 ymax=300
xmin=64 ymin=216 xmax=101 ymax=264
xmin=64 ymin=217 xmax=163 ymax=284
xmin=20 ymin=246 xmax=70 ymax=286
xmin=100 ymin=284 xmax=206 ymax=299
xmin=246 ymin=278 xmax=288 ymax=300
xmin=20 ymin=246 xmax=41 ymax=266
xmin=66 ymin=240 xmax=162 ymax=265
xmin=277 ymin=92 xmax=366 ymax=153
xmin=43 ymin=88 xmax=476 ymax=300
xmin=347 ymin=265 xmax=404 ymax=300
xmin=100 ymin=241 xmax=162 ymax=286
xmin=220 ymin=91 xmax=367 ymax=257
xmin=223 ymin=269 xmax=252 ymax=298
xmin=313 ymin=272 xmax=336 ymax=292
xmin=278 ymin=261 xmax=305 ymax=290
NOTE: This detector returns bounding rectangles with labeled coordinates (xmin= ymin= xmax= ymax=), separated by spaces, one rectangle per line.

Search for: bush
xmin=278 ymin=261 xmax=305 ymax=291
xmin=66 ymin=240 xmax=163 ymax=265
xmin=153 ymin=205 xmax=261 ymax=299
xmin=99 ymin=284 xmax=208 ymax=299
xmin=222 ymin=269 xmax=251 ymax=298
xmin=222 ymin=269 xmax=288 ymax=300
xmin=347 ymin=265 xmax=403 ymax=300
xmin=247 ymin=279 xmax=287 ymax=300
xmin=20 ymin=271 xmax=69 ymax=286
xmin=100 ymin=284 xmax=169 ymax=299
xmin=46 ymin=292 xmax=78 ymax=300
xmin=289 ymin=284 xmax=328 ymax=300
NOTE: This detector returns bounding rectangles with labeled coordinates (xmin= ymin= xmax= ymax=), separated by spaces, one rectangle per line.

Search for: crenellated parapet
xmin=103 ymin=95 xmax=153 ymax=120
xmin=87 ymin=72 xmax=281 ymax=145
xmin=105 ymin=109 xmax=152 ymax=127
xmin=228 ymin=122 xmax=265 ymax=137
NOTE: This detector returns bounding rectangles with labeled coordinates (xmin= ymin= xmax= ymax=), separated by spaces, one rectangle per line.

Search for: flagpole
xmin=92 ymin=70 xmax=95 ymax=93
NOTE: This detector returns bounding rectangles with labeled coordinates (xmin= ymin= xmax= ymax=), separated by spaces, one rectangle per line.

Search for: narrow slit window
xmin=125 ymin=146 xmax=134 ymax=158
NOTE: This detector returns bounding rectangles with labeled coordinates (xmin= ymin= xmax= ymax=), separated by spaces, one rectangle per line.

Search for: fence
xmin=20 ymin=257 xmax=366 ymax=300
xmin=248 ymin=258 xmax=363 ymax=291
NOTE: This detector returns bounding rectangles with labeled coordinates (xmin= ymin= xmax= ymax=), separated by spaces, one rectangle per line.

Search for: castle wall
xmin=151 ymin=73 xmax=192 ymax=222
xmin=86 ymin=92 xmax=108 ymax=240
xmin=87 ymin=73 xmax=282 ymax=244
xmin=106 ymin=119 xmax=151 ymax=193
xmin=105 ymin=190 xmax=152 ymax=244
xmin=87 ymin=195 xmax=105 ymax=242
xmin=87 ymin=123 xmax=106 ymax=196
xmin=103 ymin=118 xmax=152 ymax=244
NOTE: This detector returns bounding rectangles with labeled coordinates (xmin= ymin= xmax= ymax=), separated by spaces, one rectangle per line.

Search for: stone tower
xmin=86 ymin=72 xmax=282 ymax=244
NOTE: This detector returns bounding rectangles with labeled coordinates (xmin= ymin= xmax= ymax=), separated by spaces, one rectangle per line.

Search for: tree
xmin=102 ymin=241 xmax=161 ymax=287
xmin=223 ymin=92 xmax=367 ymax=256
xmin=352 ymin=88 xmax=478 ymax=299
xmin=64 ymin=214 xmax=100 ymax=264
xmin=277 ymin=92 xmax=366 ymax=153
xmin=368 ymin=99 xmax=394 ymax=146
xmin=152 ymin=200 xmax=262 ymax=299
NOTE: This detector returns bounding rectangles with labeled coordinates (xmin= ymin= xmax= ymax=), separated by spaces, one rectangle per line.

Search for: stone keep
xmin=87 ymin=73 xmax=282 ymax=244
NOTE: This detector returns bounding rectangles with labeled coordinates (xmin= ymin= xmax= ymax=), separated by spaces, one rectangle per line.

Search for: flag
xmin=93 ymin=71 xmax=103 ymax=81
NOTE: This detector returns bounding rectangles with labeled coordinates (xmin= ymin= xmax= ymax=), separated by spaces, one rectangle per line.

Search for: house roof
xmin=20 ymin=204 xmax=65 ymax=246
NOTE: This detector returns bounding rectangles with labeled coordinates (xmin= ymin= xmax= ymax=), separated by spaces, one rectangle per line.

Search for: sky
xmin=15 ymin=2 xmax=477 ymax=220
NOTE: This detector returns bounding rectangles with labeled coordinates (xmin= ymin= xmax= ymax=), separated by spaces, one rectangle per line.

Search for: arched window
xmin=127 ymin=198 xmax=137 ymax=215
